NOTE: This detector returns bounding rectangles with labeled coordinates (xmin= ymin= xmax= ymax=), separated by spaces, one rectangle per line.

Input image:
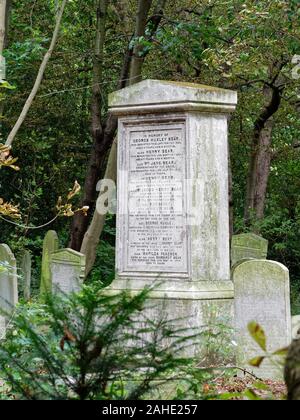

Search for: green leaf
xmin=253 ymin=381 xmax=269 ymax=391
xmin=219 ymin=392 xmax=242 ymax=400
xmin=249 ymin=356 xmax=265 ymax=368
xmin=248 ymin=322 xmax=267 ymax=351
xmin=272 ymin=347 xmax=289 ymax=357
xmin=244 ymin=389 xmax=261 ymax=400
xmin=0 ymin=81 xmax=16 ymax=90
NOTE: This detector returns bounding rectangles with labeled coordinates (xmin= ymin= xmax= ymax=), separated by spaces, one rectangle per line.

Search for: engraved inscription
xmin=124 ymin=124 xmax=187 ymax=273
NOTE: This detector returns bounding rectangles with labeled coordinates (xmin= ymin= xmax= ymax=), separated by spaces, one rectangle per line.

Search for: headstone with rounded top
xmin=0 ymin=244 xmax=18 ymax=316
xmin=234 ymin=259 xmax=292 ymax=379
xmin=40 ymin=230 xmax=59 ymax=296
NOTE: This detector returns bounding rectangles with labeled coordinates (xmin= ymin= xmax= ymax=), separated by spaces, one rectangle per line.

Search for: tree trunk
xmin=0 ymin=0 xmax=10 ymax=132
xmin=285 ymin=337 xmax=300 ymax=400
xmin=0 ymin=0 xmax=7 ymax=55
xmin=129 ymin=0 xmax=154 ymax=84
xmin=244 ymin=85 xmax=281 ymax=226
xmin=69 ymin=0 xmax=109 ymax=251
xmin=80 ymin=0 xmax=167 ymax=273
xmin=81 ymin=136 xmax=117 ymax=274
xmin=5 ymin=0 xmax=68 ymax=147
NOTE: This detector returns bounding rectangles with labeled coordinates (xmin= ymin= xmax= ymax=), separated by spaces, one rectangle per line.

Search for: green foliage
xmin=0 ymin=285 xmax=206 ymax=400
xmin=247 ymin=322 xmax=288 ymax=372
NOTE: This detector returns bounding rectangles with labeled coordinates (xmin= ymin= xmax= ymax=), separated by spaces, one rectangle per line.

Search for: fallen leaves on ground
xmin=214 ymin=376 xmax=287 ymax=400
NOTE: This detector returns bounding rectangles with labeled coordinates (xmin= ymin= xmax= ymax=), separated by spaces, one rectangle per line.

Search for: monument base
xmin=107 ymin=280 xmax=235 ymax=363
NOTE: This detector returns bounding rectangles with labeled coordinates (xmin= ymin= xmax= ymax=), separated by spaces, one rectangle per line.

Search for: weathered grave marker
xmin=21 ymin=250 xmax=32 ymax=302
xmin=0 ymin=315 xmax=6 ymax=340
xmin=231 ymin=233 xmax=268 ymax=267
xmin=234 ymin=259 xmax=292 ymax=379
xmin=50 ymin=249 xmax=85 ymax=295
xmin=40 ymin=230 xmax=59 ymax=296
xmin=0 ymin=244 xmax=18 ymax=316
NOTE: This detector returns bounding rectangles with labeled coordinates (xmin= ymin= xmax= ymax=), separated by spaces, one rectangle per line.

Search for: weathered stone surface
xmin=40 ymin=230 xmax=59 ymax=296
xmin=234 ymin=260 xmax=292 ymax=379
xmin=292 ymin=315 xmax=300 ymax=339
xmin=107 ymin=79 xmax=238 ymax=359
xmin=231 ymin=233 xmax=268 ymax=267
xmin=109 ymin=80 xmax=238 ymax=115
xmin=111 ymin=80 xmax=237 ymax=295
xmin=50 ymin=249 xmax=85 ymax=295
xmin=21 ymin=250 xmax=31 ymax=302
xmin=0 ymin=56 xmax=6 ymax=81
xmin=0 ymin=244 xmax=18 ymax=315
xmin=142 ymin=297 xmax=234 ymax=360
xmin=0 ymin=315 xmax=6 ymax=340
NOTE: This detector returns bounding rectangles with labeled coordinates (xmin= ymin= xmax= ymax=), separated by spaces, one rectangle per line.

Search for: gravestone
xmin=50 ymin=249 xmax=85 ymax=295
xmin=231 ymin=233 xmax=268 ymax=267
xmin=21 ymin=251 xmax=32 ymax=302
xmin=292 ymin=315 xmax=300 ymax=339
xmin=0 ymin=315 xmax=6 ymax=340
xmin=234 ymin=260 xmax=292 ymax=379
xmin=107 ymin=80 xmax=238 ymax=353
xmin=40 ymin=230 xmax=59 ymax=296
xmin=0 ymin=244 xmax=18 ymax=316
xmin=0 ymin=56 xmax=6 ymax=81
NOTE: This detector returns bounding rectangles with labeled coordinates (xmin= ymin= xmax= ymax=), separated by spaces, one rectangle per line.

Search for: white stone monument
xmin=107 ymin=80 xmax=238 ymax=351
xmin=234 ymin=259 xmax=292 ymax=379
xmin=50 ymin=249 xmax=85 ymax=295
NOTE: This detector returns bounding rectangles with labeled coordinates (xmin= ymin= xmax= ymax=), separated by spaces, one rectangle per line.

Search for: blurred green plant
xmin=0 ymin=284 xmax=206 ymax=400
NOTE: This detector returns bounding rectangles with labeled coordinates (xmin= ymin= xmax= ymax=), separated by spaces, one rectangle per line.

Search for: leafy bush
xmin=0 ymin=285 xmax=206 ymax=400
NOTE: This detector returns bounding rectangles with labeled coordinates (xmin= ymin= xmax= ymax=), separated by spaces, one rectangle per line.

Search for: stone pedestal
xmin=108 ymin=80 xmax=238 ymax=357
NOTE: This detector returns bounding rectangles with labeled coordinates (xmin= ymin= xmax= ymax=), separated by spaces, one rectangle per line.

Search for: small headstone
xmin=0 ymin=315 xmax=6 ymax=340
xmin=50 ymin=249 xmax=85 ymax=295
xmin=234 ymin=260 xmax=291 ymax=379
xmin=292 ymin=315 xmax=300 ymax=340
xmin=21 ymin=251 xmax=32 ymax=302
xmin=0 ymin=244 xmax=18 ymax=316
xmin=0 ymin=56 xmax=6 ymax=81
xmin=40 ymin=230 xmax=59 ymax=296
xmin=231 ymin=233 xmax=268 ymax=267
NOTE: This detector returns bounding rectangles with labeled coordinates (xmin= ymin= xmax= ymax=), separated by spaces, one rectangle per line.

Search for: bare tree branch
xmin=5 ymin=0 xmax=68 ymax=147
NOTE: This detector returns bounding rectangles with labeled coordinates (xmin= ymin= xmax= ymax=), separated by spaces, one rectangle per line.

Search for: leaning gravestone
xmin=50 ymin=249 xmax=85 ymax=295
xmin=231 ymin=233 xmax=268 ymax=267
xmin=21 ymin=250 xmax=32 ymax=302
xmin=292 ymin=315 xmax=300 ymax=340
xmin=40 ymin=230 xmax=59 ymax=296
xmin=234 ymin=260 xmax=292 ymax=379
xmin=107 ymin=80 xmax=238 ymax=355
xmin=0 ymin=244 xmax=18 ymax=316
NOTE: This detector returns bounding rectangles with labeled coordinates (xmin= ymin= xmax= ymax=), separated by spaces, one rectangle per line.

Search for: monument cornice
xmin=109 ymin=79 xmax=238 ymax=116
